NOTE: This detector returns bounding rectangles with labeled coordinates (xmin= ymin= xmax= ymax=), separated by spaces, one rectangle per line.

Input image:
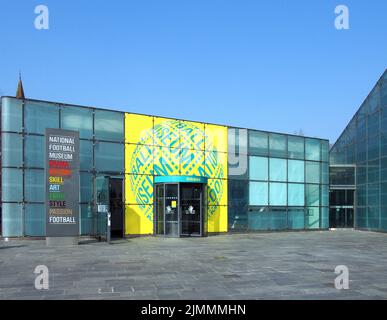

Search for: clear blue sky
xmin=0 ymin=0 xmax=386 ymax=143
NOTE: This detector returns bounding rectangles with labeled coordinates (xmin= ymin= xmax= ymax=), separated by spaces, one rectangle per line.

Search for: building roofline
xmin=0 ymin=95 xmax=329 ymax=142
xmin=330 ymin=68 xmax=387 ymax=151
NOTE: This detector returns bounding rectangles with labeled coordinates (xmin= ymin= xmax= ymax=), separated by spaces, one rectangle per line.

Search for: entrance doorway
xmin=154 ymin=178 xmax=207 ymax=237
xmin=95 ymin=176 xmax=124 ymax=240
xmin=329 ymin=189 xmax=354 ymax=228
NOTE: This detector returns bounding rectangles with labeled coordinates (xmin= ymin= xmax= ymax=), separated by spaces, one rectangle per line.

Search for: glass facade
xmin=1 ymin=97 xmax=124 ymax=237
xmin=330 ymin=70 xmax=387 ymax=231
xmin=228 ymin=128 xmax=329 ymax=231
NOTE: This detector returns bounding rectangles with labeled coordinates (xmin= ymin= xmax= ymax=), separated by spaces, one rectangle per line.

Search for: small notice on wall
xmin=45 ymin=128 xmax=80 ymax=237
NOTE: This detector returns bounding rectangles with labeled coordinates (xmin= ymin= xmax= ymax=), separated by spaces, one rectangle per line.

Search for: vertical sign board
xmin=45 ymin=128 xmax=80 ymax=237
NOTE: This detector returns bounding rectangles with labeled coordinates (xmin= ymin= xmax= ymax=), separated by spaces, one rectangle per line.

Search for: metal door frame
xmin=154 ymin=182 xmax=205 ymax=237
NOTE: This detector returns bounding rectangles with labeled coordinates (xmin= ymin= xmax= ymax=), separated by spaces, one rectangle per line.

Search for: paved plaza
xmin=0 ymin=230 xmax=387 ymax=300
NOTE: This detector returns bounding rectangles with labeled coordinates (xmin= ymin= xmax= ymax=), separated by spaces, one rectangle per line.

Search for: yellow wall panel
xmin=205 ymin=151 xmax=228 ymax=179
xmin=207 ymin=178 xmax=228 ymax=206
xmin=207 ymin=206 xmax=228 ymax=233
xmin=125 ymin=205 xmax=153 ymax=235
xmin=153 ymin=147 xmax=180 ymax=176
xmin=154 ymin=117 xmax=180 ymax=148
xmin=179 ymin=149 xmax=206 ymax=177
xmin=205 ymin=124 xmax=228 ymax=153
xmin=125 ymin=113 xmax=154 ymax=145
xmin=125 ymin=143 xmax=154 ymax=175
xmin=125 ymin=174 xmax=153 ymax=205
xmin=179 ymin=120 xmax=205 ymax=151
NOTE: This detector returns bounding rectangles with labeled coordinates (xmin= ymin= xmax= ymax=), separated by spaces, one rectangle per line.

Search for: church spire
xmin=16 ymin=72 xmax=25 ymax=99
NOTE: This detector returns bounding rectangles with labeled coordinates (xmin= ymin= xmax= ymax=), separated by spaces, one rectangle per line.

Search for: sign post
xmin=45 ymin=128 xmax=80 ymax=246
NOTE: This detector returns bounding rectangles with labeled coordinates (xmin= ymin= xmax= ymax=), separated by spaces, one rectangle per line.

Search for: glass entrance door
xmin=154 ymin=182 xmax=206 ymax=237
xmin=180 ymin=184 xmax=203 ymax=236
xmin=165 ymin=184 xmax=179 ymax=236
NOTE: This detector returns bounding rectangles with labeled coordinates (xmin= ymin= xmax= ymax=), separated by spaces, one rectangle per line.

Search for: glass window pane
xmin=288 ymin=183 xmax=305 ymax=206
xmin=95 ymin=142 xmax=124 ymax=172
xmin=288 ymin=136 xmax=304 ymax=159
xmin=228 ymin=180 xmax=248 ymax=207
xmin=25 ymin=135 xmax=44 ymax=168
xmin=306 ymin=184 xmax=320 ymax=206
xmin=288 ymin=160 xmax=304 ymax=182
xmin=81 ymin=204 xmax=93 ymax=235
xmin=94 ymin=110 xmax=124 ymax=141
xmin=25 ymin=101 xmax=59 ymax=134
xmin=61 ymin=105 xmax=93 ymax=139
xmin=306 ymin=207 xmax=320 ymax=229
xmin=269 ymin=182 xmax=287 ymax=206
xmin=2 ymin=168 xmax=23 ymax=201
xmin=249 ymin=156 xmax=268 ymax=181
xmin=321 ymin=185 xmax=329 ymax=207
xmin=1 ymin=133 xmax=22 ymax=167
xmin=228 ymin=127 xmax=248 ymax=155
xmin=249 ymin=131 xmax=268 ymax=156
xmin=306 ymin=161 xmax=320 ymax=183
xmin=269 ymin=133 xmax=287 ymax=158
xmin=382 ymin=73 xmax=387 ymax=107
xmin=249 ymin=181 xmax=268 ymax=205
xmin=25 ymin=204 xmax=45 ymax=236
xmin=288 ymin=208 xmax=305 ymax=229
xmin=80 ymin=140 xmax=93 ymax=171
xmin=1 ymin=97 xmax=22 ymax=132
xmin=321 ymin=141 xmax=329 ymax=162
xmin=2 ymin=203 xmax=23 ymax=237
xmin=80 ymin=173 xmax=93 ymax=202
xmin=269 ymin=158 xmax=287 ymax=182
xmin=305 ymin=138 xmax=321 ymax=161
xmin=322 ymin=163 xmax=329 ymax=185
xmin=25 ymin=169 xmax=45 ymax=202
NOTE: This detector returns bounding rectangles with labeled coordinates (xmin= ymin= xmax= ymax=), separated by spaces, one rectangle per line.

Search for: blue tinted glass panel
xmin=269 ymin=182 xmax=287 ymax=206
xmin=305 ymin=138 xmax=321 ymax=161
xmin=1 ymin=97 xmax=22 ymax=132
xmin=288 ymin=183 xmax=305 ymax=206
xmin=249 ymin=181 xmax=268 ymax=205
xmin=306 ymin=161 xmax=320 ymax=183
xmin=25 ymin=101 xmax=59 ymax=134
xmin=288 ymin=136 xmax=304 ymax=159
xmin=249 ymin=131 xmax=268 ymax=156
xmin=80 ymin=140 xmax=93 ymax=171
xmin=94 ymin=110 xmax=124 ymax=141
xmin=306 ymin=207 xmax=320 ymax=229
xmin=269 ymin=134 xmax=287 ymax=158
xmin=228 ymin=128 xmax=248 ymax=155
xmin=80 ymin=173 xmax=93 ymax=202
xmin=288 ymin=208 xmax=305 ymax=229
xmin=321 ymin=141 xmax=329 ymax=162
xmin=249 ymin=156 xmax=268 ymax=181
xmin=269 ymin=158 xmax=287 ymax=182
xmin=306 ymin=184 xmax=320 ymax=206
xmin=1 ymin=133 xmax=22 ymax=167
xmin=25 ymin=204 xmax=45 ymax=236
xmin=2 ymin=168 xmax=23 ymax=201
xmin=61 ymin=106 xmax=93 ymax=139
xmin=95 ymin=142 xmax=124 ymax=172
xmin=288 ymin=160 xmax=304 ymax=182
xmin=25 ymin=169 xmax=45 ymax=202
xmin=25 ymin=135 xmax=44 ymax=168
xmin=2 ymin=203 xmax=23 ymax=237
xmin=81 ymin=204 xmax=93 ymax=235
